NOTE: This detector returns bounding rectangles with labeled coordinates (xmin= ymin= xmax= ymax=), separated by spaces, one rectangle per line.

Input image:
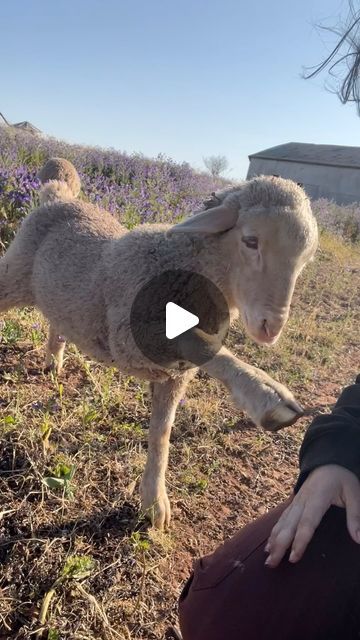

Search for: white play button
xmin=166 ymin=302 xmax=199 ymax=340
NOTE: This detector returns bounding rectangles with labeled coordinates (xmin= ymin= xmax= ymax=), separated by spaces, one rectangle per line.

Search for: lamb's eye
xmin=242 ymin=236 xmax=258 ymax=250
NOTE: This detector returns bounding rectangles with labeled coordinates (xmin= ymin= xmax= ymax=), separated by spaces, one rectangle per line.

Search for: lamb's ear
xmin=171 ymin=204 xmax=239 ymax=234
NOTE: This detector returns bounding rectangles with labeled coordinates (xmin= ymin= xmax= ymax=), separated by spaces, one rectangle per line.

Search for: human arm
xmin=265 ymin=376 xmax=360 ymax=567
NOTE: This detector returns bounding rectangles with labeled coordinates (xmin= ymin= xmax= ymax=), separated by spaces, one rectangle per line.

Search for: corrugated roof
xmin=13 ymin=121 xmax=41 ymax=134
xmin=249 ymin=142 xmax=360 ymax=169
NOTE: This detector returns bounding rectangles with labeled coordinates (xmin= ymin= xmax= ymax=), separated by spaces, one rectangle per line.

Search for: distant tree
xmin=203 ymin=155 xmax=229 ymax=177
xmin=305 ymin=1 xmax=360 ymax=113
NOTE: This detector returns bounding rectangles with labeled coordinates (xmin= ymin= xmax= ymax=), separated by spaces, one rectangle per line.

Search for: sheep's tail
xmin=38 ymin=179 xmax=75 ymax=205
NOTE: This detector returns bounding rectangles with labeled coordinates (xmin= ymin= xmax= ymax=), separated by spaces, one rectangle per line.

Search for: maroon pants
xmin=179 ymin=502 xmax=360 ymax=640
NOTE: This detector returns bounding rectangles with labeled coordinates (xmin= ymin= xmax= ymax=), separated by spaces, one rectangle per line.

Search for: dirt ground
xmin=0 ymin=232 xmax=359 ymax=639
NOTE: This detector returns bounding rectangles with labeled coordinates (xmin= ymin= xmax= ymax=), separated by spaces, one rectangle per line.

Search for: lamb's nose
xmin=263 ymin=319 xmax=274 ymax=338
xmin=261 ymin=319 xmax=280 ymax=342
xmin=262 ymin=319 xmax=270 ymax=337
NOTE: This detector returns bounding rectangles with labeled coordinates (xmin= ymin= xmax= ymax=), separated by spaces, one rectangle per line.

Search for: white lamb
xmin=0 ymin=159 xmax=318 ymax=528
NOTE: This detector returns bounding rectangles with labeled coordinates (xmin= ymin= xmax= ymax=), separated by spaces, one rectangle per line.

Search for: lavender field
xmin=312 ymin=198 xmax=360 ymax=243
xmin=1 ymin=126 xmax=360 ymax=251
xmin=0 ymin=127 xmax=226 ymax=250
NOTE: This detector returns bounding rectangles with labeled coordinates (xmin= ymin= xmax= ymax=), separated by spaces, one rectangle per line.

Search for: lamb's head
xmin=38 ymin=157 xmax=81 ymax=201
xmin=172 ymin=175 xmax=318 ymax=346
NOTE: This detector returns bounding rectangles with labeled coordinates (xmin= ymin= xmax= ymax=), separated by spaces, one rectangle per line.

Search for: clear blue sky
xmin=1 ymin=0 xmax=357 ymax=178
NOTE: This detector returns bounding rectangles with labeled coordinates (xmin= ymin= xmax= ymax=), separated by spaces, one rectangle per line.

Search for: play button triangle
xmin=166 ymin=302 xmax=199 ymax=340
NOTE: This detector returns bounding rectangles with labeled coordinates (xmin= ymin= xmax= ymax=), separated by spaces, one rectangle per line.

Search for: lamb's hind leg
xmin=0 ymin=254 xmax=65 ymax=374
xmin=140 ymin=370 xmax=194 ymax=529
xmin=0 ymin=254 xmax=33 ymax=313
xmin=45 ymin=325 xmax=66 ymax=374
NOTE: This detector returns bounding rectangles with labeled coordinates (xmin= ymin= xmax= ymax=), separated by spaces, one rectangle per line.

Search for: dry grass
xmin=0 ymin=231 xmax=359 ymax=639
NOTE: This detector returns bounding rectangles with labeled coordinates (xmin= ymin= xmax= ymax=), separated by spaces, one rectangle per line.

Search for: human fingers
xmin=265 ymin=501 xmax=304 ymax=568
xmin=287 ymin=498 xmax=330 ymax=563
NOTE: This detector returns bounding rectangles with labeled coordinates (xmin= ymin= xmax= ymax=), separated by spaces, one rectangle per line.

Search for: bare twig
xmin=304 ymin=1 xmax=360 ymax=113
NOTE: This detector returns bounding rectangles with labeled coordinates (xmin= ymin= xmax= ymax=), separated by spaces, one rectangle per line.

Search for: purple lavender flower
xmin=0 ymin=127 xmax=226 ymax=247
xmin=32 ymin=400 xmax=44 ymax=411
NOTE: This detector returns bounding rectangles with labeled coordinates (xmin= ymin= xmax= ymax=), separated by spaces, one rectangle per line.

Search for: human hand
xmin=265 ymin=464 xmax=360 ymax=567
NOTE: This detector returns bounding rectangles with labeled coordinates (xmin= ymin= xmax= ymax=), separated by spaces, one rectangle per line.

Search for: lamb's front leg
xmin=45 ymin=325 xmax=66 ymax=375
xmin=201 ymin=346 xmax=303 ymax=430
xmin=140 ymin=371 xmax=193 ymax=529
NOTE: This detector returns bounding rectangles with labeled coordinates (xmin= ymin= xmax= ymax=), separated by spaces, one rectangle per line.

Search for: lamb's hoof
xmin=140 ymin=484 xmax=171 ymax=530
xmin=44 ymin=364 xmax=53 ymax=374
xmin=44 ymin=361 xmax=62 ymax=376
xmin=261 ymin=400 xmax=304 ymax=431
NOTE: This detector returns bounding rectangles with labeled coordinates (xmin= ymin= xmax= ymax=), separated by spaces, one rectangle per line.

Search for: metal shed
xmin=0 ymin=112 xmax=41 ymax=136
xmin=247 ymin=142 xmax=360 ymax=204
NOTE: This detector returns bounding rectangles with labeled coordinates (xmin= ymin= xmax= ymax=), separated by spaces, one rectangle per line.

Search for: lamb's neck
xmin=195 ymin=233 xmax=238 ymax=313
